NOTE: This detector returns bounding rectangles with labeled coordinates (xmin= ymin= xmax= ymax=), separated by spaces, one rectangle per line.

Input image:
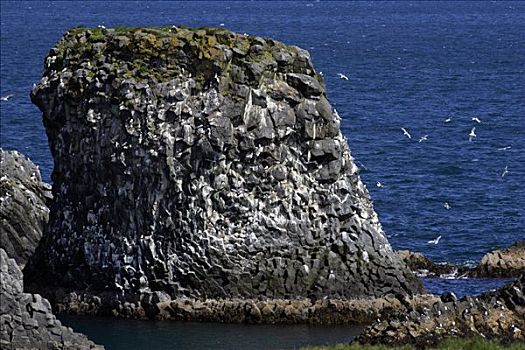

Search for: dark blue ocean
xmin=1 ymin=2 xmax=524 ymax=349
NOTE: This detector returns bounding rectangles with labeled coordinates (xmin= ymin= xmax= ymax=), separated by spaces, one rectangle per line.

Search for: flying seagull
xmin=0 ymin=94 xmax=14 ymax=101
xmin=469 ymin=127 xmax=476 ymax=142
xmin=428 ymin=235 xmax=442 ymax=245
xmin=444 ymin=117 xmax=452 ymax=123
xmin=401 ymin=128 xmax=411 ymax=139
xmin=337 ymin=73 xmax=349 ymax=80
xmin=497 ymin=146 xmax=511 ymax=151
xmin=444 ymin=202 xmax=451 ymax=210
xmin=376 ymin=181 xmax=383 ymax=188
xmin=472 ymin=117 xmax=481 ymax=123
xmin=419 ymin=134 xmax=428 ymax=143
xmin=501 ymin=166 xmax=509 ymax=178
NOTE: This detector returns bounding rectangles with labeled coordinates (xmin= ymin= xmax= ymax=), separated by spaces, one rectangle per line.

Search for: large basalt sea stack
xmin=26 ymin=26 xmax=423 ymax=300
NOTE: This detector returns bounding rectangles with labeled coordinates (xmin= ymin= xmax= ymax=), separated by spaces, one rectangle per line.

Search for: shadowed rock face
xmin=0 ymin=149 xmax=52 ymax=268
xmin=26 ymin=26 xmax=423 ymax=299
xmin=0 ymin=249 xmax=103 ymax=349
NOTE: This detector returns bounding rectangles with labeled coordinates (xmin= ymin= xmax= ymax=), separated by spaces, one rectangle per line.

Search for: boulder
xmin=474 ymin=241 xmax=525 ymax=278
xmin=25 ymin=25 xmax=423 ymax=302
xmin=0 ymin=149 xmax=51 ymax=267
xmin=0 ymin=248 xmax=103 ymax=349
xmin=396 ymin=250 xmax=465 ymax=277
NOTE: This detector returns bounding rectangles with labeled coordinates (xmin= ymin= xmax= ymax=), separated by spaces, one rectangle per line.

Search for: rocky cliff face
xmin=1 ymin=149 xmax=52 ymax=267
xmin=26 ymin=26 xmax=423 ymax=300
xmin=0 ymin=249 xmax=103 ymax=349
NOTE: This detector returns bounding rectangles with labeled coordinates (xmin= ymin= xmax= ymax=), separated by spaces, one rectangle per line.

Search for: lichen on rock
xmin=26 ymin=25 xmax=423 ymax=301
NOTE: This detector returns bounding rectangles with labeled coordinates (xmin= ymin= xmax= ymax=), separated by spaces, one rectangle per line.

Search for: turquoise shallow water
xmin=59 ymin=315 xmax=365 ymax=350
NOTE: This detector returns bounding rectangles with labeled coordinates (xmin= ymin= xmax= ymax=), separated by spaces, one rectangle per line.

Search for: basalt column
xmin=26 ymin=26 xmax=423 ymax=299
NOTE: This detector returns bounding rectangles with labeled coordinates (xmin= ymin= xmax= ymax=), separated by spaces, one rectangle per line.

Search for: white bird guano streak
xmin=242 ymin=88 xmax=253 ymax=126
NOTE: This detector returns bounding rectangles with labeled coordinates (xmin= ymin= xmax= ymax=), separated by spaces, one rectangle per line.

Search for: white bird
xmin=444 ymin=117 xmax=452 ymax=123
xmin=472 ymin=117 xmax=481 ymax=123
xmin=0 ymin=94 xmax=14 ymax=101
xmin=219 ymin=23 xmax=225 ymax=27
xmin=444 ymin=202 xmax=451 ymax=210
xmin=469 ymin=127 xmax=476 ymax=142
xmin=401 ymin=128 xmax=411 ymax=139
xmin=428 ymin=235 xmax=442 ymax=245
xmin=498 ymin=146 xmax=511 ymax=151
xmin=419 ymin=134 xmax=428 ymax=143
xmin=97 ymin=25 xmax=106 ymax=29
xmin=376 ymin=181 xmax=383 ymax=188
xmin=337 ymin=73 xmax=349 ymax=80
xmin=501 ymin=166 xmax=509 ymax=178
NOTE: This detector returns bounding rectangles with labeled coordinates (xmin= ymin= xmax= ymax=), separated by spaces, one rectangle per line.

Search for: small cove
xmin=58 ymin=277 xmax=512 ymax=349
xmin=58 ymin=315 xmax=365 ymax=350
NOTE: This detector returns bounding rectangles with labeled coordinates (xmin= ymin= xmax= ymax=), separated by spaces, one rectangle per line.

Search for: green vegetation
xmin=302 ymin=338 xmax=525 ymax=350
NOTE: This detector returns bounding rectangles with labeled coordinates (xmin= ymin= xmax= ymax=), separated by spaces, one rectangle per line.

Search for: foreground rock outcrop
xmin=26 ymin=25 xmax=423 ymax=302
xmin=0 ymin=149 xmax=51 ymax=267
xmin=0 ymin=249 xmax=103 ymax=350
xmin=357 ymin=274 xmax=525 ymax=347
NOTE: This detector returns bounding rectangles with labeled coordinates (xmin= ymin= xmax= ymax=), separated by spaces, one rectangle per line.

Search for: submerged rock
xmin=26 ymin=25 xmax=423 ymax=301
xmin=0 ymin=149 xmax=51 ymax=267
xmin=0 ymin=248 xmax=103 ymax=349
xmin=357 ymin=274 xmax=525 ymax=347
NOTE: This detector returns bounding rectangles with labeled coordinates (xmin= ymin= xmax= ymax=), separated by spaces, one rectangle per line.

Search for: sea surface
xmin=1 ymin=1 xmax=524 ymax=349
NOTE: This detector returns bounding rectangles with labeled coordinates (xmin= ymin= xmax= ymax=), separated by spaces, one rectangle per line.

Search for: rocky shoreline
xmin=32 ymin=287 xmax=439 ymax=325
xmin=1 ymin=24 xmax=524 ymax=349
xmin=397 ymin=243 xmax=525 ymax=279
xmin=357 ymin=275 xmax=525 ymax=347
